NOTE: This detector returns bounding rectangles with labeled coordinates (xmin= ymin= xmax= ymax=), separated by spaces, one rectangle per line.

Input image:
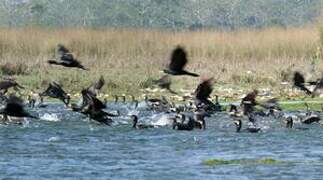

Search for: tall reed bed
xmin=0 ymin=27 xmax=320 ymax=97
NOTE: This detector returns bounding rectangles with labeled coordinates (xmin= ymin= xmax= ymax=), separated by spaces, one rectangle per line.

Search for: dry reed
xmin=0 ymin=27 xmax=321 ymax=98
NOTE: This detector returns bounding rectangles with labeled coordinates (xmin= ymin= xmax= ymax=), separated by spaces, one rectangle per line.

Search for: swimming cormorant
xmin=233 ymin=119 xmax=260 ymax=133
xmin=173 ymin=114 xmax=195 ymax=131
xmin=131 ymin=115 xmax=155 ymax=129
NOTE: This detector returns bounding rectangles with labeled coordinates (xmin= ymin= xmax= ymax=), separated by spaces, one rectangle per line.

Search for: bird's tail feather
xmin=80 ymin=66 xmax=89 ymax=71
xmin=47 ymin=60 xmax=59 ymax=65
xmin=296 ymin=85 xmax=312 ymax=95
xmin=168 ymin=88 xmax=178 ymax=94
xmin=185 ymin=71 xmax=199 ymax=77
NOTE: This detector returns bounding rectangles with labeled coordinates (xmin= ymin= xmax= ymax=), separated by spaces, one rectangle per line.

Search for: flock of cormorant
xmin=0 ymin=44 xmax=322 ymax=133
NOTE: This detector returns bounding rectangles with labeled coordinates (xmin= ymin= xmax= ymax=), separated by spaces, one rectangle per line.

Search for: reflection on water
xmin=1 ymin=103 xmax=323 ymax=179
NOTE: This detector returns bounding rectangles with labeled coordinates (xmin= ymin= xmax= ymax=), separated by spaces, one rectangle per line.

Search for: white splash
xmin=136 ymin=102 xmax=149 ymax=110
xmin=48 ymin=136 xmax=60 ymax=142
xmin=151 ymin=114 xmax=173 ymax=126
xmin=41 ymin=113 xmax=60 ymax=122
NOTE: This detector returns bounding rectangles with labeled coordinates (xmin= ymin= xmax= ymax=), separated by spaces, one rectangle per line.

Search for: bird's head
xmin=131 ymin=115 xmax=138 ymax=128
xmin=233 ymin=119 xmax=242 ymax=132
xmin=285 ymin=116 xmax=293 ymax=128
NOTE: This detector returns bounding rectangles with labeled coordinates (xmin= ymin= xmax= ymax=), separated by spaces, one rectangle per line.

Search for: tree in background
xmin=0 ymin=0 xmax=321 ymax=29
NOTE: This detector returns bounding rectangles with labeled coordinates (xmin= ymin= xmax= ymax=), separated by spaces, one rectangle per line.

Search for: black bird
xmin=73 ymin=89 xmax=116 ymax=125
xmin=214 ymin=95 xmax=222 ymax=112
xmin=81 ymin=89 xmax=106 ymax=110
xmin=131 ymin=115 xmax=155 ymax=129
xmin=261 ymin=98 xmax=281 ymax=110
xmin=293 ymin=72 xmax=312 ymax=95
xmin=241 ymin=90 xmax=258 ymax=115
xmin=248 ymin=113 xmax=257 ymax=123
xmin=121 ymin=95 xmax=126 ymax=103
xmin=194 ymin=78 xmax=215 ymax=111
xmin=173 ymin=114 xmax=195 ymax=131
xmin=153 ymin=75 xmax=177 ymax=94
xmin=311 ymin=78 xmax=323 ymax=97
xmin=114 ymin=95 xmax=119 ymax=103
xmin=228 ymin=104 xmax=243 ymax=118
xmin=284 ymin=116 xmax=309 ymax=130
xmin=86 ymin=108 xmax=113 ymax=125
xmin=48 ymin=44 xmax=88 ymax=70
xmin=193 ymin=109 xmax=209 ymax=130
xmin=233 ymin=119 xmax=261 ymax=133
xmin=302 ymin=112 xmax=321 ymax=124
xmin=69 ymin=89 xmax=97 ymax=112
xmin=285 ymin=116 xmax=294 ymax=128
xmin=0 ymin=94 xmax=37 ymax=119
xmin=293 ymin=71 xmax=323 ymax=97
xmin=229 ymin=104 xmax=238 ymax=113
xmin=302 ymin=115 xmax=320 ymax=124
xmin=57 ymin=44 xmax=70 ymax=55
xmin=164 ymin=46 xmax=199 ymax=77
xmin=0 ymin=80 xmax=24 ymax=95
xmin=301 ymin=103 xmax=320 ymax=124
xmin=39 ymin=82 xmax=70 ymax=106
xmin=87 ymin=76 xmax=105 ymax=97
xmin=130 ymin=95 xmax=139 ymax=109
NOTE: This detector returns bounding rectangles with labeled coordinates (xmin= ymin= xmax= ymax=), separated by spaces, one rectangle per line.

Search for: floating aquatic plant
xmin=203 ymin=158 xmax=283 ymax=166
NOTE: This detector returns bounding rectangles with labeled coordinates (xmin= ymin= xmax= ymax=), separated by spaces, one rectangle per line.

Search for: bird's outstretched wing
xmin=87 ymin=76 xmax=105 ymax=96
xmin=60 ymin=53 xmax=75 ymax=64
xmin=169 ymin=46 xmax=187 ymax=72
xmin=194 ymin=78 xmax=214 ymax=100
xmin=6 ymin=94 xmax=24 ymax=114
xmin=293 ymin=72 xmax=312 ymax=95
xmin=91 ymin=95 xmax=106 ymax=110
xmin=94 ymin=76 xmax=105 ymax=90
xmin=153 ymin=75 xmax=177 ymax=94
xmin=312 ymin=78 xmax=323 ymax=97
xmin=57 ymin=44 xmax=76 ymax=64
xmin=81 ymin=89 xmax=106 ymax=111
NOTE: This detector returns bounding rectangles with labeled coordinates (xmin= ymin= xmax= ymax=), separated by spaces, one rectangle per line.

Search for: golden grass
xmin=0 ymin=26 xmax=321 ymax=98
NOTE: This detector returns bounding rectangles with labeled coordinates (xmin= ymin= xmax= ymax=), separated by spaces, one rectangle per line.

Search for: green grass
xmin=280 ymin=102 xmax=322 ymax=111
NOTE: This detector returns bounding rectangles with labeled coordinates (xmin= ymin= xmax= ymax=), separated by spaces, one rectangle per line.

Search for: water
xmin=1 ymin=103 xmax=323 ymax=179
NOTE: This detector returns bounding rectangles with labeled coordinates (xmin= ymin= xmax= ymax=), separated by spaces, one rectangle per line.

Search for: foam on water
xmin=40 ymin=113 xmax=61 ymax=122
xmin=136 ymin=101 xmax=149 ymax=110
xmin=48 ymin=136 xmax=61 ymax=142
xmin=150 ymin=114 xmax=173 ymax=126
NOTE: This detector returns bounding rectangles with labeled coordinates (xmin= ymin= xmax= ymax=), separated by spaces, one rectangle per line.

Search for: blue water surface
xmin=1 ymin=103 xmax=323 ymax=180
